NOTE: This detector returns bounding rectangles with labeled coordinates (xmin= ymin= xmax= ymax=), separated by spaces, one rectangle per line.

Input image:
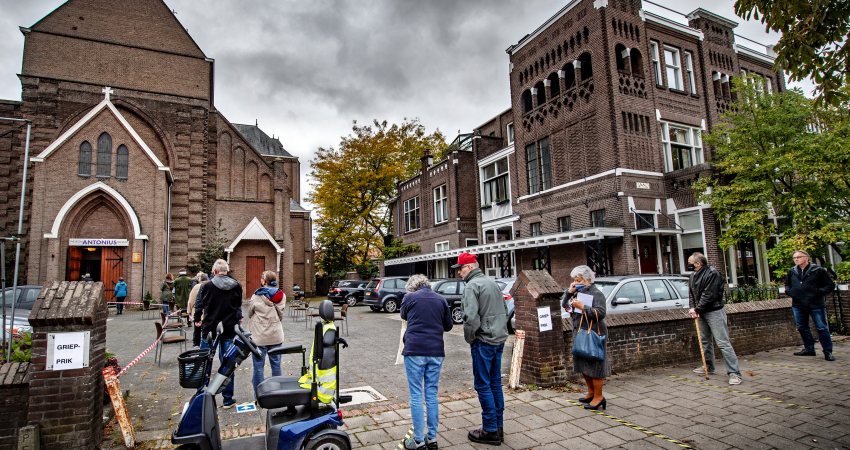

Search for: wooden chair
xmin=155 ymin=321 xmax=187 ymax=366
xmin=292 ymin=298 xmax=310 ymax=322
xmin=161 ymin=312 xmax=185 ymax=330
xmin=333 ymin=303 xmax=349 ymax=336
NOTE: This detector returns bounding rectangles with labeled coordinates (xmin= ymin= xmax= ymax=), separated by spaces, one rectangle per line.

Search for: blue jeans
xmin=698 ymin=308 xmax=740 ymax=375
xmin=404 ymin=356 xmax=444 ymax=442
xmin=470 ymin=341 xmax=504 ymax=433
xmin=162 ymin=303 xmax=170 ymax=315
xmin=201 ymin=337 xmax=235 ymax=404
xmin=252 ymin=345 xmax=282 ymax=400
xmin=792 ymin=307 xmax=833 ymax=353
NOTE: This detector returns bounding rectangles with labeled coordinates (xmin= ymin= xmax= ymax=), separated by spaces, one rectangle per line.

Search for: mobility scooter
xmin=172 ymin=300 xmax=351 ymax=450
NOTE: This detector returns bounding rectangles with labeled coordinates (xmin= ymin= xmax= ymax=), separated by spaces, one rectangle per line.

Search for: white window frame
xmin=506 ymin=122 xmax=515 ymax=144
xmin=676 ymin=207 xmax=707 ymax=273
xmin=403 ymin=196 xmax=420 ymax=232
xmin=650 ymin=41 xmax=662 ymax=85
xmin=684 ymin=51 xmax=696 ymax=94
xmin=433 ymin=184 xmax=448 ymax=224
xmin=660 ymin=121 xmax=704 ymax=172
xmin=557 ymin=215 xmax=571 ymax=232
xmin=481 ymin=157 xmax=510 ymax=205
xmin=530 ymin=222 xmax=542 ymax=236
xmin=434 ymin=241 xmax=450 ymax=252
xmin=663 ymin=46 xmax=683 ymax=90
xmin=465 ymin=238 xmax=479 ymax=247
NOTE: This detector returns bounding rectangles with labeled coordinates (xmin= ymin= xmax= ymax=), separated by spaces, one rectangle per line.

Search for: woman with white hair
xmin=399 ymin=274 xmax=453 ymax=450
xmin=564 ymin=265 xmax=611 ymax=410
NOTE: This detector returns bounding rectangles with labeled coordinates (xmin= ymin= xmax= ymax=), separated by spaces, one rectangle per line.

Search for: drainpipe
xmin=141 ymin=239 xmax=147 ymax=300
xmin=165 ymin=180 xmax=172 ymax=272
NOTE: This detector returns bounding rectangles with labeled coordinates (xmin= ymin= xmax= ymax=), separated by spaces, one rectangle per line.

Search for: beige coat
xmin=247 ymin=292 xmax=286 ymax=346
xmin=187 ymin=281 xmax=207 ymax=318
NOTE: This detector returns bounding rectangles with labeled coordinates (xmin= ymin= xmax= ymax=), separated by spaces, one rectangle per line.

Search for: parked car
xmin=363 ymin=277 xmax=409 ymax=313
xmin=430 ymin=278 xmax=516 ymax=327
xmin=2 ymin=285 xmax=41 ymax=338
xmin=327 ymin=280 xmax=368 ymax=306
xmin=560 ymin=275 xmax=690 ymax=317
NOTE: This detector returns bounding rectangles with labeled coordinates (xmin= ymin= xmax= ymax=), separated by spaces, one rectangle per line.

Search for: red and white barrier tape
xmin=106 ymin=301 xmax=165 ymax=307
xmin=116 ymin=330 xmax=167 ymax=378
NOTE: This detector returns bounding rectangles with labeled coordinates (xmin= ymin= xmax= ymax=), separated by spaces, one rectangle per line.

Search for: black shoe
xmin=793 ymin=349 xmax=816 ymax=356
xmin=578 ymin=396 xmax=593 ymax=404
xmin=499 ymin=427 xmax=504 ymax=443
xmin=825 ymin=352 xmax=836 ymax=361
xmin=468 ymin=428 xmax=501 ymax=446
xmin=584 ymin=398 xmax=606 ymax=411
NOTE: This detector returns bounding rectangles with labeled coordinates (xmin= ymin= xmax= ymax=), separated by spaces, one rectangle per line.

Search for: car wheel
xmin=369 ymin=306 xmax=382 ymax=312
xmin=384 ymin=299 xmax=399 ymax=313
xmin=345 ymin=294 xmax=358 ymax=307
xmin=507 ymin=311 xmax=516 ymax=334
xmin=451 ymin=306 xmax=464 ymax=324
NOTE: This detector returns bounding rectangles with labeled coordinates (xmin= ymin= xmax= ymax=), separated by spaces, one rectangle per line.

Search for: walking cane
xmin=694 ymin=317 xmax=710 ymax=380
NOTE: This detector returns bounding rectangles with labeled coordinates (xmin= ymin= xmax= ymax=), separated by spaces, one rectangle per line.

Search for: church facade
xmin=0 ymin=0 xmax=313 ymax=301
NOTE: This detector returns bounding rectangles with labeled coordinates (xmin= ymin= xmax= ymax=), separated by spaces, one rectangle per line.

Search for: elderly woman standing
xmin=400 ymin=274 xmax=453 ymax=450
xmin=248 ymin=270 xmax=286 ymax=401
xmin=564 ymin=265 xmax=611 ymax=410
xmin=187 ymin=273 xmax=209 ymax=348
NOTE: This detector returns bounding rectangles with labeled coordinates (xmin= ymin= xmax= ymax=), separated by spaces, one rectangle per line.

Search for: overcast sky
xmin=0 ymin=0 xmax=807 ymax=211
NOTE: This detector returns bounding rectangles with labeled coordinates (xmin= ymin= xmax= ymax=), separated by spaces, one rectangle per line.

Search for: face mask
xmin=686 ymin=264 xmax=696 ymax=271
xmin=574 ymin=284 xmax=585 ymax=291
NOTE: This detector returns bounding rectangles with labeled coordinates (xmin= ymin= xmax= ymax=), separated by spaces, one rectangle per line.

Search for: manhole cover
xmin=339 ymin=385 xmax=387 ymax=406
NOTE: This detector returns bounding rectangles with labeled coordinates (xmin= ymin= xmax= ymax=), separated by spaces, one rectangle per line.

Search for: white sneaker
xmin=728 ymin=374 xmax=743 ymax=385
xmin=692 ymin=366 xmax=715 ymax=375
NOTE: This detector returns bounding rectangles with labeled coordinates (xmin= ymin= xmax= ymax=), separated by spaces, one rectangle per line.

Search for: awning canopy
xmin=630 ymin=228 xmax=683 ymax=236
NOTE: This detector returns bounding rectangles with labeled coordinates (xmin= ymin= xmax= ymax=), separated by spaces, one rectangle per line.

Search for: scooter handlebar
xmin=234 ymin=324 xmax=262 ymax=359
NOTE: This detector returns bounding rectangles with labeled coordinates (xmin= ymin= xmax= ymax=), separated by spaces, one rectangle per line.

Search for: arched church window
xmin=116 ymin=144 xmax=129 ymax=180
xmin=96 ymin=132 xmax=112 ymax=178
xmin=78 ymin=141 xmax=92 ymax=177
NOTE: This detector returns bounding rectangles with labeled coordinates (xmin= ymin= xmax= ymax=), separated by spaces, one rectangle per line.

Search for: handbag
xmin=571 ymin=310 xmax=606 ymax=362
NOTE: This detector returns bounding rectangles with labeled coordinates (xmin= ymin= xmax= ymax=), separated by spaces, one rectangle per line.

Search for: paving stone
xmin=440 ymin=414 xmax=476 ymax=431
xmin=514 ymin=413 xmax=555 ymax=430
xmin=717 ymin=433 xmax=774 ymax=450
xmin=757 ymin=434 xmax=810 ymax=450
xmin=581 ymin=429 xmax=627 ymax=448
xmin=355 ymin=429 xmax=393 ymax=446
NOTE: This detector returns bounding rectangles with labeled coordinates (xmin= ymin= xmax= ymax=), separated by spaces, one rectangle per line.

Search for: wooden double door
xmin=67 ymin=246 xmax=125 ymax=301
xmin=245 ymin=256 xmax=266 ymax=298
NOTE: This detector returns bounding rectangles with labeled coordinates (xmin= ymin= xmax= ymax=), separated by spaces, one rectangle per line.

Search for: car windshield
xmin=594 ymin=281 xmax=618 ymax=297
xmin=339 ymin=281 xmax=357 ymax=287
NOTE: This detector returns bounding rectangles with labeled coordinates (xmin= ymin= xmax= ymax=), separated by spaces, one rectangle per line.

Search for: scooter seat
xmin=256 ymin=376 xmax=311 ymax=409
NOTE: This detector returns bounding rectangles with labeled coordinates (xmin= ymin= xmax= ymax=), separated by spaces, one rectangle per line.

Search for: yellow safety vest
xmin=298 ymin=321 xmax=337 ymax=404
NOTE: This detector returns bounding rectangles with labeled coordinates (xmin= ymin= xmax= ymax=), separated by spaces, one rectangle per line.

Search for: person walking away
xmin=194 ymin=259 xmax=243 ymax=408
xmin=160 ymin=273 xmax=175 ymax=314
xmin=114 ymin=277 xmax=127 ymax=315
xmin=399 ymin=275 xmax=453 ymax=450
xmin=248 ymin=270 xmax=286 ymax=402
xmin=688 ymin=252 xmax=743 ymax=385
xmin=454 ymin=252 xmax=508 ymax=446
xmin=785 ymin=250 xmax=836 ymax=361
xmin=187 ymin=273 xmax=209 ymax=348
xmin=564 ymin=265 xmax=612 ymax=410
xmin=173 ymin=270 xmax=192 ymax=311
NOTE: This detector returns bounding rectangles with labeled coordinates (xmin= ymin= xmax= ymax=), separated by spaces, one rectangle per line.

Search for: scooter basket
xmin=177 ymin=348 xmax=210 ymax=388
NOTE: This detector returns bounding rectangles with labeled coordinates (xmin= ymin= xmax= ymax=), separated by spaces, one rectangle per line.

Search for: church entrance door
xmin=245 ymin=256 xmax=265 ymax=299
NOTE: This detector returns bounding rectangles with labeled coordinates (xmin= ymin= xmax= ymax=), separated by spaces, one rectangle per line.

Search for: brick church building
xmin=0 ymin=0 xmax=313 ymax=302
xmin=386 ymin=0 xmax=784 ymax=286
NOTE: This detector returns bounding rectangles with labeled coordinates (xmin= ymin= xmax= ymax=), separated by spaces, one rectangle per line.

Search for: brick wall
xmin=0 ymin=363 xmax=30 ymax=450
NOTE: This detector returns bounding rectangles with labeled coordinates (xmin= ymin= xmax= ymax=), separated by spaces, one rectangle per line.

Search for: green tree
xmin=187 ymin=219 xmax=228 ymax=275
xmin=695 ymin=78 xmax=850 ymax=277
xmin=310 ymin=119 xmax=447 ymax=273
xmin=735 ymin=0 xmax=850 ymax=106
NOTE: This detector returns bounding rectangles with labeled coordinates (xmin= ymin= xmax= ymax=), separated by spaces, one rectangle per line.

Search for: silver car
xmin=562 ymin=275 xmax=690 ymax=316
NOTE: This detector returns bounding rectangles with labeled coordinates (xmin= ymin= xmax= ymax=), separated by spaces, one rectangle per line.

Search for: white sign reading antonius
xmin=68 ymin=238 xmax=129 ymax=246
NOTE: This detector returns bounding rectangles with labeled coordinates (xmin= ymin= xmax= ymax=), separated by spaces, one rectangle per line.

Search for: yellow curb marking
xmin=565 ymin=400 xmax=695 ymax=449
xmin=743 ymin=359 xmax=849 ymax=378
xmin=669 ymin=375 xmax=810 ymax=409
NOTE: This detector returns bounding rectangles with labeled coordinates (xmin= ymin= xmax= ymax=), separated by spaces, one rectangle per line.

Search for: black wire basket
xmin=177 ymin=348 xmax=210 ymax=389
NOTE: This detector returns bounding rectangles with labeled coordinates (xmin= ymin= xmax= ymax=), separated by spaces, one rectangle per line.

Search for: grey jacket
xmin=461 ymin=269 xmax=508 ymax=345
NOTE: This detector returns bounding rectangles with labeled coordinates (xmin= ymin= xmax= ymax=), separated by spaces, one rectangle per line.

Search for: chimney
xmin=421 ymin=148 xmax=433 ymax=171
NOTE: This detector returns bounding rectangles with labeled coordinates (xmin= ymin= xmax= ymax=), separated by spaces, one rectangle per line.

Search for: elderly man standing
xmin=194 ymin=259 xmax=243 ymax=408
xmin=454 ymin=252 xmax=508 ymax=446
xmin=688 ymin=252 xmax=743 ymax=385
xmin=785 ymin=250 xmax=836 ymax=361
xmin=173 ymin=270 xmax=192 ymax=310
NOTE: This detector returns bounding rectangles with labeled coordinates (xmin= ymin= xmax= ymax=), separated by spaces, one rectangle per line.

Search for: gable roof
xmin=225 ymin=217 xmax=284 ymax=253
xmin=290 ymin=198 xmax=310 ymax=213
xmin=31 ymin=87 xmax=168 ymax=172
xmin=29 ymin=0 xmax=206 ymax=58
xmin=232 ymin=123 xmax=293 ymax=157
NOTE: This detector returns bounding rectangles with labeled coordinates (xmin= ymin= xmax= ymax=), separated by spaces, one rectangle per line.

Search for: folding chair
xmin=333 ymin=303 xmax=349 ymax=336
xmin=155 ymin=321 xmax=187 ymax=366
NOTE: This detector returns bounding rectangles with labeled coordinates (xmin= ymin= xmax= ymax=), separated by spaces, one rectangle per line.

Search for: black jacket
xmin=689 ymin=266 xmax=725 ymax=313
xmin=784 ymin=264 xmax=835 ymax=309
xmin=195 ymin=275 xmax=243 ymax=339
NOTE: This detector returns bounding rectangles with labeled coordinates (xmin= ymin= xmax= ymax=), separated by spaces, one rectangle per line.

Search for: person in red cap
xmin=453 ymin=252 xmax=508 ymax=445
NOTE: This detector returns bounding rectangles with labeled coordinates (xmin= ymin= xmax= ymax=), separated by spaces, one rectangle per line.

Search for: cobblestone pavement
xmin=103 ymin=302 xmax=850 ymax=449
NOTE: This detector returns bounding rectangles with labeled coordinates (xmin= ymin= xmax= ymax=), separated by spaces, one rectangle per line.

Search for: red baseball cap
xmin=451 ymin=252 xmax=478 ymax=269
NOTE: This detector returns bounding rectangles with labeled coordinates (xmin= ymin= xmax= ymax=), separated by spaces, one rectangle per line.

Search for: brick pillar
xmin=836 ymin=286 xmax=850 ymax=334
xmin=513 ymin=270 xmax=569 ymax=386
xmin=0 ymin=362 xmax=30 ymax=449
xmin=27 ymin=281 xmax=106 ymax=449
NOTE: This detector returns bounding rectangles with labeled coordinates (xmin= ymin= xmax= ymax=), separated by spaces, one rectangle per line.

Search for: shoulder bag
xmin=571 ymin=310 xmax=606 ymax=362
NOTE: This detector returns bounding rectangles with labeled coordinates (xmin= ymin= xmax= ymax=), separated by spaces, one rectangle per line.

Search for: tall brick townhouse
xmin=385 ymin=0 xmax=783 ymax=286
xmin=0 ymin=0 xmax=314 ymax=301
